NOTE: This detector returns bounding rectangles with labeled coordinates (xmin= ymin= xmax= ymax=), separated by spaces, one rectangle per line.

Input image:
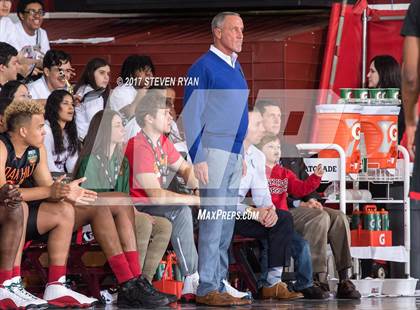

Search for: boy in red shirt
xmin=257 ymin=135 xmax=324 ymax=211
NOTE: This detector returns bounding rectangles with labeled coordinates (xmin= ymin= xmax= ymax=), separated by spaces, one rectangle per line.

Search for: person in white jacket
xmin=74 ymin=57 xmax=110 ymax=141
xmin=44 ymin=89 xmax=80 ymax=174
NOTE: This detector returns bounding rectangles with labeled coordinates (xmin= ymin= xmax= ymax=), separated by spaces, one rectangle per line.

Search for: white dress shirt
xmin=237 ymin=145 xmax=273 ymax=213
xmin=27 ymin=76 xmax=51 ymax=100
xmin=209 ymin=45 xmax=238 ymax=68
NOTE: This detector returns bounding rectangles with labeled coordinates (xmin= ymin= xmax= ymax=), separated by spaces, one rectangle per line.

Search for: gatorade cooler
xmin=360 ymin=105 xmax=400 ymax=169
xmin=315 ymin=104 xmax=362 ymax=173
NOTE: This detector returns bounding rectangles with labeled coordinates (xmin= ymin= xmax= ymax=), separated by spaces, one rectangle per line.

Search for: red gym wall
xmin=43 ymin=14 xmax=329 ymax=111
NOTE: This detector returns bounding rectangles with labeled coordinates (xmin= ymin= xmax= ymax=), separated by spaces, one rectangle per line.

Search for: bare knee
xmin=111 ymin=203 xmax=134 ymax=219
xmin=93 ymin=205 xmax=113 ymax=218
xmin=123 ymin=204 xmax=134 ymax=221
xmin=55 ymin=201 xmax=75 ymax=224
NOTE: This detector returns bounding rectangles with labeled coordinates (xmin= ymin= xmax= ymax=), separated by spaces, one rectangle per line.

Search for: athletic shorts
xmin=26 ymin=200 xmax=48 ymax=242
xmin=27 ymin=200 xmax=78 ymax=243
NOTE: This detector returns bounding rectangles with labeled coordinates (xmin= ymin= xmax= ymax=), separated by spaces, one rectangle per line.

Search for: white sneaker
xmin=43 ymin=276 xmax=98 ymax=308
xmin=181 ymin=272 xmax=199 ymax=300
xmin=0 ymin=279 xmax=30 ymax=309
xmin=222 ymin=279 xmax=252 ymax=299
xmin=100 ymin=289 xmax=117 ymax=305
xmin=8 ymin=277 xmax=48 ymax=309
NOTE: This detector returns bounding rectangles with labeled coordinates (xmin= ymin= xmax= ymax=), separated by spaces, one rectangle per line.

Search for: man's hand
xmin=300 ymin=198 xmax=323 ymax=209
xmin=0 ymin=184 xmax=23 ymax=209
xmin=65 ymin=177 xmax=98 ymax=205
xmin=262 ymin=206 xmax=278 ymax=227
xmin=242 ymin=159 xmax=247 ymax=177
xmin=255 ymin=206 xmax=278 ymax=227
xmin=50 ymin=175 xmax=70 ymax=200
xmin=314 ymin=164 xmax=324 ymax=177
xmin=194 ymin=162 xmax=209 ymax=185
xmin=406 ymin=124 xmax=417 ymax=159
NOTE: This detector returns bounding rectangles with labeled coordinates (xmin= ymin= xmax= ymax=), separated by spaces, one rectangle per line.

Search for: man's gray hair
xmin=211 ymin=12 xmax=240 ymax=31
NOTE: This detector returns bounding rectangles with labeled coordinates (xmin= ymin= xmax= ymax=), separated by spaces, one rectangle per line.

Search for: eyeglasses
xmin=23 ymin=9 xmax=45 ymax=17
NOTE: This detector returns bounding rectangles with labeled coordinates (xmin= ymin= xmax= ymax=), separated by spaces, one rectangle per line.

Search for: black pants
xmin=234 ymin=209 xmax=293 ymax=268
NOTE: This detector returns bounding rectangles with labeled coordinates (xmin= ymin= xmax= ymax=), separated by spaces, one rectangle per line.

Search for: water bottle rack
xmin=296 ymin=144 xmax=411 ymax=278
xmin=347 ymin=167 xmax=405 ymax=183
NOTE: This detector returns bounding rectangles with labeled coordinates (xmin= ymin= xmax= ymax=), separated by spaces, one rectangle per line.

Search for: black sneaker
xmin=299 ymin=285 xmax=330 ymax=299
xmin=336 ymin=280 xmax=361 ymax=299
xmin=117 ymin=277 xmax=170 ymax=308
xmin=139 ymin=277 xmax=178 ymax=304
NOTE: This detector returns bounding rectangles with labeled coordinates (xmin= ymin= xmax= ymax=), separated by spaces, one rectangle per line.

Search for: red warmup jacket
xmin=266 ymin=164 xmax=321 ymax=211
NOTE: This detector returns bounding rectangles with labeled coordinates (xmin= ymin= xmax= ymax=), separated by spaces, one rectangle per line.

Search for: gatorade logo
xmin=370 ymin=219 xmax=375 ymax=229
xmin=346 ymin=119 xmax=360 ymax=157
xmin=379 ymin=233 xmax=385 ymax=245
xmin=389 ymin=124 xmax=398 ymax=142
xmin=351 ymin=122 xmax=361 ymax=140
xmin=379 ymin=120 xmax=395 ymax=153
xmin=361 ymin=92 xmax=368 ymax=100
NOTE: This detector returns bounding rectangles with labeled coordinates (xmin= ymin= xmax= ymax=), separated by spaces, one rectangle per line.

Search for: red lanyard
xmin=141 ymin=131 xmax=168 ymax=184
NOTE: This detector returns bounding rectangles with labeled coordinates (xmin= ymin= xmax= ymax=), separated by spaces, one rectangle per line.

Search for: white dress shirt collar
xmin=209 ymin=44 xmax=238 ymax=68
